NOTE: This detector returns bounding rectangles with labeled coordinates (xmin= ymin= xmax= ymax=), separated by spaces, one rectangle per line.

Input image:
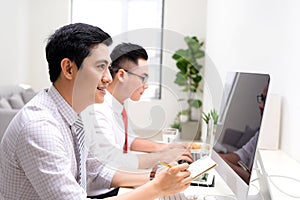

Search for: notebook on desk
xmin=159 ymin=157 xmax=216 ymax=200
xmin=188 ymin=156 xmax=217 ymax=180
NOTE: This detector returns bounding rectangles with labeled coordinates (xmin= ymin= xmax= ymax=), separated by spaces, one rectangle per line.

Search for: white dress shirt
xmin=235 ymin=131 xmax=259 ymax=170
xmin=84 ymin=91 xmax=139 ymax=171
xmin=0 ymin=86 xmax=115 ymax=200
xmin=102 ymin=91 xmax=136 ymax=148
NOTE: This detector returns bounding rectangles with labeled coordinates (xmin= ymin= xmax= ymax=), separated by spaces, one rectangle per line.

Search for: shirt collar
xmin=105 ymin=90 xmax=124 ymax=115
xmin=48 ymin=85 xmax=77 ymax=126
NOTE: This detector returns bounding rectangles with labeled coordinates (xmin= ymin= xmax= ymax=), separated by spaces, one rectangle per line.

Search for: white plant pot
xmin=180 ymin=121 xmax=201 ymax=141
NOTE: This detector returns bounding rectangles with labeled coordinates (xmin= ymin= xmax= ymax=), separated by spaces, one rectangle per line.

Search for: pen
xmin=159 ymin=161 xmax=172 ymax=168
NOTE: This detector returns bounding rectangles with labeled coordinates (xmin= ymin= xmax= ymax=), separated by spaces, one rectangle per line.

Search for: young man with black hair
xmin=87 ymin=43 xmax=192 ymax=171
xmin=0 ymin=23 xmax=192 ymax=200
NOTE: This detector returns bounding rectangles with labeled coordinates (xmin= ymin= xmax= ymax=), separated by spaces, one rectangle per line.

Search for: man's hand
xmin=159 ymin=147 xmax=193 ymax=164
xmin=152 ymin=163 xmax=192 ymax=197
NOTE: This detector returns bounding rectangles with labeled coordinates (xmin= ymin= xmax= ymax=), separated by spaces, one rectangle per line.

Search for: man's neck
xmin=107 ymin=83 xmax=125 ymax=105
xmin=53 ymin=81 xmax=72 ymax=107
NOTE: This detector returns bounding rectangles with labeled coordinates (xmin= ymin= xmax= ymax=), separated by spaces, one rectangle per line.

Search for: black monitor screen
xmin=213 ymin=72 xmax=270 ymax=184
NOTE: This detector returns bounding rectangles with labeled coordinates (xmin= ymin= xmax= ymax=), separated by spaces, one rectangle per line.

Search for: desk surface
xmin=257 ymin=150 xmax=300 ymax=199
xmin=119 ymin=150 xmax=300 ymax=200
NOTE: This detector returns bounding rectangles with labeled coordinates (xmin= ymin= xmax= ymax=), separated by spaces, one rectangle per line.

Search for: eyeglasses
xmin=257 ymin=94 xmax=266 ymax=104
xmin=123 ymin=69 xmax=148 ymax=84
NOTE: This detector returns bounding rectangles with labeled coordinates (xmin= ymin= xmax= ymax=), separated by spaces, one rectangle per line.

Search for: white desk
xmin=119 ymin=150 xmax=300 ymax=199
xmin=255 ymin=150 xmax=300 ymax=199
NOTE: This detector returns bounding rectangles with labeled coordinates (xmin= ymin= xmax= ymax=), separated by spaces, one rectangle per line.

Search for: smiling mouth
xmin=97 ymin=86 xmax=106 ymax=94
xmin=97 ymin=86 xmax=104 ymax=91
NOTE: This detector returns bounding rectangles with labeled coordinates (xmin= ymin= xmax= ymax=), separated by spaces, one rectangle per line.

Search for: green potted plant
xmin=171 ymin=36 xmax=205 ymax=139
xmin=201 ymin=109 xmax=219 ymax=156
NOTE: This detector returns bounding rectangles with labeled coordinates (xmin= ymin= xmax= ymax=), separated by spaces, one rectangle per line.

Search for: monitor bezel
xmin=211 ymin=71 xmax=271 ymax=200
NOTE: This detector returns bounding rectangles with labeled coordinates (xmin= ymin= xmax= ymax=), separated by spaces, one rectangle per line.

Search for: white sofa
xmin=0 ymin=85 xmax=36 ymax=141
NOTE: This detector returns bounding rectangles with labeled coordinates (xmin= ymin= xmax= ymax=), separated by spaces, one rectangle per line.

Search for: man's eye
xmin=97 ymin=64 xmax=106 ymax=70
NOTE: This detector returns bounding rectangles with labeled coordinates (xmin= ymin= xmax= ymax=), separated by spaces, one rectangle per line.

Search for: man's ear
xmin=117 ymin=69 xmax=126 ymax=82
xmin=61 ymin=58 xmax=76 ymax=80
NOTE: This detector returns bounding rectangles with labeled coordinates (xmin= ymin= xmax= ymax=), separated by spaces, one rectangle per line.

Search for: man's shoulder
xmin=9 ymin=90 xmax=64 ymax=131
xmin=3 ymin=95 xmax=61 ymax=144
xmin=23 ymin=90 xmax=58 ymax=118
xmin=93 ymin=102 xmax=112 ymax=113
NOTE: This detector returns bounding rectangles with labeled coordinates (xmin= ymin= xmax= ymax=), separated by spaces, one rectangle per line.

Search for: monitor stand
xmin=204 ymin=150 xmax=271 ymax=200
xmin=243 ymin=150 xmax=272 ymax=200
xmin=250 ymin=150 xmax=272 ymax=200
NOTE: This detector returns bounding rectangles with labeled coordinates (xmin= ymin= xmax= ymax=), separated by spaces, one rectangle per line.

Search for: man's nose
xmin=102 ymin=68 xmax=112 ymax=83
xmin=143 ymin=82 xmax=149 ymax=89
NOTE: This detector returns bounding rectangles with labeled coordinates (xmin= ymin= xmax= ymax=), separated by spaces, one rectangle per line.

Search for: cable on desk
xmin=249 ymin=183 xmax=264 ymax=200
xmin=250 ymin=174 xmax=300 ymax=199
xmin=267 ymin=174 xmax=300 ymax=199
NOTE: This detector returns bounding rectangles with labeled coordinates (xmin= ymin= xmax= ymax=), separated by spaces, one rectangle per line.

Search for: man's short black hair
xmin=110 ymin=43 xmax=148 ymax=78
xmin=46 ymin=23 xmax=112 ymax=83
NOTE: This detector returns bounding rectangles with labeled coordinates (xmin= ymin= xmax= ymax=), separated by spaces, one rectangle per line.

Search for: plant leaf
xmin=190 ymin=66 xmax=199 ymax=74
xmin=194 ymin=64 xmax=202 ymax=71
xmin=210 ymin=109 xmax=219 ymax=125
xmin=172 ymin=49 xmax=188 ymax=60
xmin=180 ymin=109 xmax=190 ymax=115
xmin=194 ymin=50 xmax=205 ymax=58
xmin=193 ymin=75 xmax=202 ymax=83
xmin=176 ymin=59 xmax=188 ymax=73
xmin=202 ymin=112 xmax=211 ymax=124
xmin=174 ymin=72 xmax=187 ymax=86
xmin=189 ymin=99 xmax=202 ymax=108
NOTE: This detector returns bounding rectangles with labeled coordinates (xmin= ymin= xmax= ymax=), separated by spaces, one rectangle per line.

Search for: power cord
xmin=249 ymin=183 xmax=264 ymax=200
xmin=250 ymin=173 xmax=300 ymax=199
xmin=268 ymin=174 xmax=300 ymax=199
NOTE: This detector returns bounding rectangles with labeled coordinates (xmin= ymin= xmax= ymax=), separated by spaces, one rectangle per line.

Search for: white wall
xmin=128 ymin=0 xmax=208 ymax=133
xmin=206 ymin=0 xmax=300 ymax=162
xmin=27 ymin=0 xmax=70 ymax=90
xmin=2 ymin=1 xmax=298 ymax=161
xmin=2 ymin=0 xmax=297 ymax=162
xmin=0 ymin=0 xmax=29 ymax=86
xmin=0 ymin=0 xmax=70 ymax=90
xmin=0 ymin=0 xmax=207 ymax=134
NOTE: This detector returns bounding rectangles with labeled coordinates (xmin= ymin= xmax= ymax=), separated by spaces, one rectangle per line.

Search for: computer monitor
xmin=211 ymin=72 xmax=270 ymax=200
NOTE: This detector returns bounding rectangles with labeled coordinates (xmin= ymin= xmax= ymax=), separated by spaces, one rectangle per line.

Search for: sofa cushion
xmin=236 ymin=126 xmax=257 ymax=148
xmin=0 ymin=98 xmax=12 ymax=109
xmin=0 ymin=109 xmax=19 ymax=140
xmin=0 ymin=85 xmax=26 ymax=99
xmin=21 ymin=88 xmax=36 ymax=103
xmin=8 ymin=93 xmax=25 ymax=109
xmin=222 ymin=128 xmax=243 ymax=146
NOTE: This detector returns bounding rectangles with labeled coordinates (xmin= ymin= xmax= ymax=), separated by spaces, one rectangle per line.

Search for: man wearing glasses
xmin=0 ymin=24 xmax=192 ymax=200
xmin=83 ymin=43 xmax=192 ymax=198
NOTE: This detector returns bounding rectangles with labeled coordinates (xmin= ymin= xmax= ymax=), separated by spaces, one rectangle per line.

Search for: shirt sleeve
xmin=85 ymin=151 xmax=116 ymax=195
xmin=235 ymin=131 xmax=259 ymax=169
xmin=16 ymin=118 xmax=87 ymax=200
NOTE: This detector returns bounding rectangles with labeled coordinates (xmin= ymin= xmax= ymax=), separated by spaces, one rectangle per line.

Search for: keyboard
xmin=159 ymin=193 xmax=187 ymax=200
xmin=159 ymin=192 xmax=201 ymax=200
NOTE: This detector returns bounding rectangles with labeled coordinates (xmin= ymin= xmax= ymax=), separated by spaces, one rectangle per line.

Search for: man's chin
xmin=95 ymin=95 xmax=105 ymax=104
xmin=130 ymin=96 xmax=141 ymax=102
